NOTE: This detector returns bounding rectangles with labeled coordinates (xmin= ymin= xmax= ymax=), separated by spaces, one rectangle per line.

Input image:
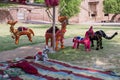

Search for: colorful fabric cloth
xmin=0 ymin=59 xmax=119 ymax=80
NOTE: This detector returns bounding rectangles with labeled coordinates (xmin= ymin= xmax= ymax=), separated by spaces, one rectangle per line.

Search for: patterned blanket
xmin=0 ymin=59 xmax=119 ymax=80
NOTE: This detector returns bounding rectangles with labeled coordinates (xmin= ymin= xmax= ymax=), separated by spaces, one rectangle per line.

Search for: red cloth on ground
xmin=10 ymin=60 xmax=38 ymax=74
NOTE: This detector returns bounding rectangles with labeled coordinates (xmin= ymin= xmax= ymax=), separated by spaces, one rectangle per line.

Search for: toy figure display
xmin=86 ymin=26 xmax=118 ymax=50
xmin=45 ymin=16 xmax=68 ymax=50
xmin=7 ymin=20 xmax=34 ymax=45
xmin=35 ymin=46 xmax=49 ymax=62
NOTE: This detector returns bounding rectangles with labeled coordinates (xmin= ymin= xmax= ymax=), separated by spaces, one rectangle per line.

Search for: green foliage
xmin=103 ymin=0 xmax=120 ymax=14
xmin=0 ymin=3 xmax=15 ymax=8
xmin=34 ymin=0 xmax=44 ymax=3
xmin=59 ymin=0 xmax=82 ymax=18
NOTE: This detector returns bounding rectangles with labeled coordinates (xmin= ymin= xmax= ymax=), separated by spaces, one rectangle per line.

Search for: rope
xmin=46 ymin=7 xmax=53 ymax=21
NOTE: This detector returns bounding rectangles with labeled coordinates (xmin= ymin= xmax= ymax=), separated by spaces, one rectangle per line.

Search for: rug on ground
xmin=0 ymin=58 xmax=119 ymax=80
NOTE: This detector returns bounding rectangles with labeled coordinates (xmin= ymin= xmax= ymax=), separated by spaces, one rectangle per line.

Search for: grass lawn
xmin=0 ymin=22 xmax=120 ymax=72
xmin=48 ymin=24 xmax=120 ymax=73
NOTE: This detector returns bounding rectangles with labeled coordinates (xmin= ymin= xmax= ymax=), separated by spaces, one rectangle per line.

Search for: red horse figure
xmin=72 ymin=29 xmax=91 ymax=51
xmin=45 ymin=16 xmax=67 ymax=50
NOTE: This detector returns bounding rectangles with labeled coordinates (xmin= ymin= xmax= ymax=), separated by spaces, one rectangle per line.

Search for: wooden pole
xmin=52 ymin=6 xmax=56 ymax=51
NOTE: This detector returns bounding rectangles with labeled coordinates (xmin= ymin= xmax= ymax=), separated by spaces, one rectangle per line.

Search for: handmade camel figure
xmin=72 ymin=30 xmax=91 ymax=51
xmin=7 ymin=20 xmax=34 ymax=45
xmin=45 ymin=16 xmax=67 ymax=50
xmin=86 ymin=26 xmax=118 ymax=50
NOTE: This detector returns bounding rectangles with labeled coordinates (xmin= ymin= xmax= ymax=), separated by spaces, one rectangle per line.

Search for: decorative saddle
xmin=46 ymin=26 xmax=59 ymax=33
xmin=17 ymin=26 xmax=28 ymax=31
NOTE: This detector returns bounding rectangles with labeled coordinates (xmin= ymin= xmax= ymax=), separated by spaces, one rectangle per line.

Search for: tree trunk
xmin=110 ymin=14 xmax=118 ymax=22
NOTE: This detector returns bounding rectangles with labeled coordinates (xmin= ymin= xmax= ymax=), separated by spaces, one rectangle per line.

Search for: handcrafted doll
xmin=35 ymin=46 xmax=49 ymax=62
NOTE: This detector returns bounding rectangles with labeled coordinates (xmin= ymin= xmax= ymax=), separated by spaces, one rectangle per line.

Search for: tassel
xmin=45 ymin=0 xmax=59 ymax=7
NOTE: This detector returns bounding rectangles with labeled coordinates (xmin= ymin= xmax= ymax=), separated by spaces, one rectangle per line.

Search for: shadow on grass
xmin=68 ymin=25 xmax=120 ymax=30
xmin=28 ymin=25 xmax=51 ymax=29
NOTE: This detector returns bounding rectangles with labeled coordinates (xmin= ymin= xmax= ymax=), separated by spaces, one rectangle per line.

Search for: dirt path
xmin=0 ymin=38 xmax=73 ymax=62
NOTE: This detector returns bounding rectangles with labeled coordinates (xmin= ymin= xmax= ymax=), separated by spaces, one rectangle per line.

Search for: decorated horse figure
xmin=86 ymin=26 xmax=118 ymax=50
xmin=45 ymin=16 xmax=67 ymax=50
xmin=72 ymin=30 xmax=91 ymax=51
xmin=7 ymin=20 xmax=34 ymax=45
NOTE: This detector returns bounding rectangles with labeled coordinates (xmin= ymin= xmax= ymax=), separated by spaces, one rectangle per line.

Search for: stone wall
xmin=0 ymin=0 xmax=120 ymax=23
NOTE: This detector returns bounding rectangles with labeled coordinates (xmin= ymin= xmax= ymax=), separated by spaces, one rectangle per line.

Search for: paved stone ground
xmin=0 ymin=38 xmax=73 ymax=62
